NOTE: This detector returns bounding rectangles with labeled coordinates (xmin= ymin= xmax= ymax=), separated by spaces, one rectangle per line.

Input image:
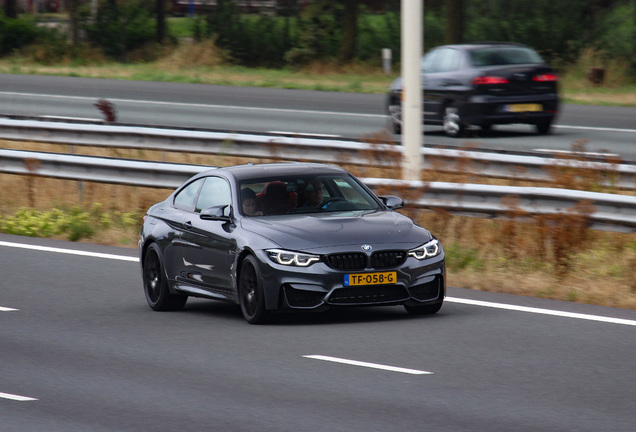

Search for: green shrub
xmin=0 ymin=205 xmax=142 ymax=242
xmin=445 ymin=242 xmax=484 ymax=271
xmin=81 ymin=0 xmax=156 ymax=60
xmin=0 ymin=12 xmax=38 ymax=55
xmin=594 ymin=2 xmax=636 ymax=72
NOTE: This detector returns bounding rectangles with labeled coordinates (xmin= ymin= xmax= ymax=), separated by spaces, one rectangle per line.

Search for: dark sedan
xmin=139 ymin=162 xmax=445 ymax=323
xmin=387 ymin=42 xmax=559 ymax=137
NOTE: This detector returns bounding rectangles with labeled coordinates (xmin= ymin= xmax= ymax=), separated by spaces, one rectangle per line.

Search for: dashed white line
xmin=0 ymin=306 xmax=19 ymax=312
xmin=304 ymin=355 xmax=432 ymax=375
xmin=0 ymin=392 xmax=38 ymax=402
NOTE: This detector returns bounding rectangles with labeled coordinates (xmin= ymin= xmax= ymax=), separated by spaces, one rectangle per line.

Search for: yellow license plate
xmin=506 ymin=103 xmax=542 ymax=112
xmin=344 ymin=271 xmax=397 ymax=286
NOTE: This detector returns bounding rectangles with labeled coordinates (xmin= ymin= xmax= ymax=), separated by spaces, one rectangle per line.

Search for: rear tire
xmin=238 ymin=255 xmax=270 ymax=324
xmin=536 ymin=118 xmax=553 ymax=135
xmin=386 ymin=104 xmax=402 ymax=135
xmin=142 ymin=244 xmax=187 ymax=311
xmin=443 ymin=106 xmax=465 ymax=138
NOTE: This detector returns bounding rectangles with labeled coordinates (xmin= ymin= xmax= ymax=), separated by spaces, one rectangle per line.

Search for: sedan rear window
xmin=470 ymin=47 xmax=544 ymax=67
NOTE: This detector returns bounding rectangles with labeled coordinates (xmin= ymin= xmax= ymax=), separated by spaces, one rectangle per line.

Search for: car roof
xmin=440 ymin=42 xmax=530 ymax=51
xmin=195 ymin=162 xmax=348 ymax=181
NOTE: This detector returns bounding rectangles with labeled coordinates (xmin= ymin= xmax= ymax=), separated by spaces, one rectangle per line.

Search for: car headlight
xmin=266 ymin=249 xmax=320 ymax=267
xmin=407 ymin=239 xmax=441 ymax=260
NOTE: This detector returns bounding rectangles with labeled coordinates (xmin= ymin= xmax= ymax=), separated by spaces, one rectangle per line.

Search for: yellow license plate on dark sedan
xmin=506 ymin=103 xmax=542 ymax=112
xmin=344 ymin=272 xmax=397 ymax=286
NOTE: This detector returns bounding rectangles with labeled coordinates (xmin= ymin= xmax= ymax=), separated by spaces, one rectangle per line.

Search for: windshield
xmin=470 ymin=47 xmax=544 ymax=67
xmin=238 ymin=174 xmax=381 ymax=216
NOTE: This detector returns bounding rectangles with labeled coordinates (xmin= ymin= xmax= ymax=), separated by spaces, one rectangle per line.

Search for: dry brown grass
xmin=2 ymin=138 xmax=635 ymax=309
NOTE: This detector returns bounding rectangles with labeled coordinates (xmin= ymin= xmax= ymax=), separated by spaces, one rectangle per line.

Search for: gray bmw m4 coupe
xmin=139 ymin=162 xmax=445 ymax=324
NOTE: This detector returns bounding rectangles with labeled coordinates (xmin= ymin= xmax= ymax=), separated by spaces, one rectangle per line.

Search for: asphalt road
xmin=1 ymin=73 xmax=635 ymax=161
xmin=1 ymin=234 xmax=635 ymax=432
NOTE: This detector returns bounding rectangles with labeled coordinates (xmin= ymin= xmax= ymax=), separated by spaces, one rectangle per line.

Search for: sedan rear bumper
xmin=462 ymin=93 xmax=559 ymax=126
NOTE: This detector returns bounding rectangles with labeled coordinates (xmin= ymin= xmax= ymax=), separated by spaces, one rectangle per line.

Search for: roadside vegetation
xmin=0 ymin=1 xmax=634 ymax=104
xmin=0 ymin=1 xmax=635 ymax=309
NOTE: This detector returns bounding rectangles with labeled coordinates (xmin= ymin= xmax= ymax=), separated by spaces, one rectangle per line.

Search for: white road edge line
xmin=2 ymin=240 xmax=634 ymax=326
xmin=303 ymin=355 xmax=432 ymax=375
xmin=0 ymin=241 xmax=139 ymax=262
xmin=0 ymin=392 xmax=38 ymax=402
xmin=446 ymin=297 xmax=636 ymax=326
xmin=0 ymin=91 xmax=385 ymax=119
xmin=0 ymin=306 xmax=19 ymax=312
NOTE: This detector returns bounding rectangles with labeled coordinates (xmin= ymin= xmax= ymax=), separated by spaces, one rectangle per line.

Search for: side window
xmin=173 ymin=178 xmax=204 ymax=211
xmin=195 ymin=177 xmax=231 ymax=213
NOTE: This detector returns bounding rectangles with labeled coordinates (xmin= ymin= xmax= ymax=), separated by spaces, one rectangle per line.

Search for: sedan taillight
xmin=533 ymin=73 xmax=558 ymax=82
xmin=472 ymin=76 xmax=509 ymax=85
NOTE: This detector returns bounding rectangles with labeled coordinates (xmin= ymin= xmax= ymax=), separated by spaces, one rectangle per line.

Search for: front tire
xmin=142 ymin=243 xmax=187 ymax=311
xmin=404 ymin=301 xmax=443 ymax=315
xmin=238 ymin=255 xmax=270 ymax=324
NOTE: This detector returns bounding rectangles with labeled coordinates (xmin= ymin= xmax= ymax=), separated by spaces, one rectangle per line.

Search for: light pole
xmin=401 ymin=0 xmax=423 ymax=181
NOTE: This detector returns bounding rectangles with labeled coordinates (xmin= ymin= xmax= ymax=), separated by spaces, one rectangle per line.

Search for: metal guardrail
xmin=1 ymin=118 xmax=635 ymax=189
xmin=2 ymin=149 xmax=635 ymax=233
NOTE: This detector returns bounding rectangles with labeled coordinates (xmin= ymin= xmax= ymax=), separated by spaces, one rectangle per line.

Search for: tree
xmin=338 ymin=0 xmax=359 ymax=62
xmin=445 ymin=0 xmax=464 ymax=44
xmin=156 ymin=0 xmax=166 ymax=43
xmin=5 ymin=0 xmax=17 ymax=19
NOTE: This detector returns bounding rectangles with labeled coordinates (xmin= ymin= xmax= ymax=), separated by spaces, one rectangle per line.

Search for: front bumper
xmin=253 ymin=249 xmax=446 ymax=312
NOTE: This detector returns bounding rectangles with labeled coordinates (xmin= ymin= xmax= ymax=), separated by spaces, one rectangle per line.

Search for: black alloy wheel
xmin=238 ymin=255 xmax=270 ymax=324
xmin=142 ymin=243 xmax=187 ymax=311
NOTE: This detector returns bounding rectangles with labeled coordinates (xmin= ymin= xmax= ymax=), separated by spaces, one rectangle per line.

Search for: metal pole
xmin=401 ymin=0 xmax=423 ymax=181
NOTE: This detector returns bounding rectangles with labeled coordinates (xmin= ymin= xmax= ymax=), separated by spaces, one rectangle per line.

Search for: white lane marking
xmin=304 ymin=355 xmax=432 ymax=375
xmin=41 ymin=115 xmax=102 ymax=122
xmin=554 ymin=124 xmax=636 ymax=134
xmin=0 ymin=241 xmax=139 ymax=262
xmin=0 ymin=306 xmax=19 ymax=312
xmin=447 ymin=297 xmax=636 ymax=326
xmin=0 ymin=91 xmax=385 ymax=119
xmin=2 ymin=240 xmax=634 ymax=326
xmin=0 ymin=392 xmax=38 ymax=402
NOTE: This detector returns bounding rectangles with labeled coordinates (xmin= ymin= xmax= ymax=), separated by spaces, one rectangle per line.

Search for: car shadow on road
xmin=183 ymin=299 xmax=451 ymax=326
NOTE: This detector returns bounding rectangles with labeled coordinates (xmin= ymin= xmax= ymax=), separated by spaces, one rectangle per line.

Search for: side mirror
xmin=200 ymin=205 xmax=232 ymax=222
xmin=379 ymin=195 xmax=405 ymax=210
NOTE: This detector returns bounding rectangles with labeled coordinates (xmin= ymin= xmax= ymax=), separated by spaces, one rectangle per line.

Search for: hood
xmin=240 ymin=210 xmax=432 ymax=253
